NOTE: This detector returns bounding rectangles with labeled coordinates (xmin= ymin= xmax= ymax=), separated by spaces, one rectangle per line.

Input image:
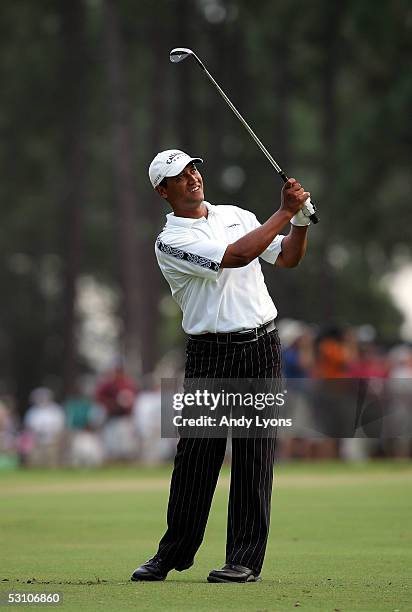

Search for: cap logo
xmin=166 ymin=152 xmax=184 ymax=165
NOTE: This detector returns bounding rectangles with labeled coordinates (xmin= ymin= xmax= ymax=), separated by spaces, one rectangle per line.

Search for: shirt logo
xmin=226 ymin=223 xmax=240 ymax=228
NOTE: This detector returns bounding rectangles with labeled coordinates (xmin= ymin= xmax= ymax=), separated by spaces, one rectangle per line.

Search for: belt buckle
xmin=235 ymin=327 xmax=258 ymax=343
xmin=217 ymin=333 xmax=229 ymax=344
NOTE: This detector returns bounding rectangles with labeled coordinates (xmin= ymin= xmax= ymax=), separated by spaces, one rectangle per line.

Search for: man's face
xmin=156 ymin=163 xmax=204 ymax=208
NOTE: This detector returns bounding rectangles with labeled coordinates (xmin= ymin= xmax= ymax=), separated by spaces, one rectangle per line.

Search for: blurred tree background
xmin=0 ymin=0 xmax=411 ymax=412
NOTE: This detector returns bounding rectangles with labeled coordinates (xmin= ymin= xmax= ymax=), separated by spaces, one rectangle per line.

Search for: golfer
xmin=131 ymin=149 xmax=312 ymax=583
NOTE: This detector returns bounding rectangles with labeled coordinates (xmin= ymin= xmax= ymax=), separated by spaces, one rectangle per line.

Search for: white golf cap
xmin=148 ymin=149 xmax=203 ymax=188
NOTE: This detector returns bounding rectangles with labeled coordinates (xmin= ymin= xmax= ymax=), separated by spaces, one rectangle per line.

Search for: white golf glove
xmin=290 ymin=197 xmax=315 ymax=226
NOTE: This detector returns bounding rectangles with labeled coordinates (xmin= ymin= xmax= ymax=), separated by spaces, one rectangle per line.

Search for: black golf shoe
xmin=130 ymin=555 xmax=170 ymax=582
xmin=207 ymin=563 xmax=261 ymax=583
xmin=130 ymin=555 xmax=193 ymax=582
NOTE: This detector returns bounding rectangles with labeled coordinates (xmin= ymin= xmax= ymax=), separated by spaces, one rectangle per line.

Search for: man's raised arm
xmin=220 ymin=178 xmax=310 ymax=269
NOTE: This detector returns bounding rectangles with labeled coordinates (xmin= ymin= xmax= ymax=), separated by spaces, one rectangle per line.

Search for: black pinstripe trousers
xmin=157 ymin=327 xmax=282 ymax=575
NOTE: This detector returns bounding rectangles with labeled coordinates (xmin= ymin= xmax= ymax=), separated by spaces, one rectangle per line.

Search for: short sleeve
xmin=155 ymin=232 xmax=227 ymax=281
xmin=247 ymin=212 xmax=285 ymax=264
xmin=260 ymin=234 xmax=285 ymax=264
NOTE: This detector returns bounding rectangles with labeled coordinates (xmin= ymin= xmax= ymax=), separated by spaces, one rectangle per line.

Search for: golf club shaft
xmin=179 ymin=50 xmax=319 ymax=224
xmin=199 ymin=63 xmax=284 ymax=176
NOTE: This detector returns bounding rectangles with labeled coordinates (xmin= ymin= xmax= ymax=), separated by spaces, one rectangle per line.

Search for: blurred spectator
xmin=23 ymin=387 xmax=65 ymax=467
xmin=95 ymin=360 xmax=138 ymax=461
xmin=95 ymin=360 xmax=137 ymax=417
xmin=342 ymin=329 xmax=388 ymax=457
xmin=388 ymin=344 xmax=412 ymax=379
xmin=347 ymin=339 xmax=388 ymax=380
xmin=278 ymin=320 xmax=314 ymax=459
xmin=133 ymin=375 xmax=176 ymax=464
xmin=310 ymin=326 xmax=355 ymax=458
xmin=64 ymin=380 xmax=105 ymax=467
xmin=312 ymin=325 xmax=354 ymax=379
xmin=65 ymin=392 xmax=104 ymax=431
xmin=280 ymin=320 xmax=314 ymax=379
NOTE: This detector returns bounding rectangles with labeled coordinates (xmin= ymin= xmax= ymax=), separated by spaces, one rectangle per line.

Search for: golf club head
xmin=170 ymin=48 xmax=194 ymax=63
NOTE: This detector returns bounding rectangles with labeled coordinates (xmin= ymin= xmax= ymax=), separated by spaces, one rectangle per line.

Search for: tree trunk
xmin=59 ymin=0 xmax=88 ymax=398
xmin=318 ymin=2 xmax=345 ymax=322
xmin=174 ymin=0 xmax=198 ymax=153
xmin=103 ymin=0 xmax=141 ymax=377
xmin=138 ymin=12 xmax=170 ymax=375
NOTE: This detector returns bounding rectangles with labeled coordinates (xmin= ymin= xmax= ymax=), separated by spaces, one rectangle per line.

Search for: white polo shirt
xmin=155 ymin=202 xmax=285 ymax=334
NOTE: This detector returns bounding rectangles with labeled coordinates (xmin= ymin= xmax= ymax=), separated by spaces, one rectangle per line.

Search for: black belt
xmin=189 ymin=319 xmax=276 ymax=344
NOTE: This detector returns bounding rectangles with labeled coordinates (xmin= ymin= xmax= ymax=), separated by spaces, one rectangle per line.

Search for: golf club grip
xmin=279 ymin=171 xmax=319 ymax=224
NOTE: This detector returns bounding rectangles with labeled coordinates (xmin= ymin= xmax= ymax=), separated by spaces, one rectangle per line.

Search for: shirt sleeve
xmin=260 ymin=234 xmax=285 ymax=264
xmin=246 ymin=211 xmax=285 ymax=264
xmin=155 ymin=231 xmax=227 ymax=281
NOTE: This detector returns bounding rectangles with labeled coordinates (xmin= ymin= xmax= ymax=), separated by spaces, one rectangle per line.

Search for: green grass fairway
xmin=0 ymin=462 xmax=411 ymax=611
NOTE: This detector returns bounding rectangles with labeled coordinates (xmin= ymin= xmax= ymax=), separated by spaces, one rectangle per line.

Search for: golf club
xmin=170 ymin=47 xmax=319 ymax=224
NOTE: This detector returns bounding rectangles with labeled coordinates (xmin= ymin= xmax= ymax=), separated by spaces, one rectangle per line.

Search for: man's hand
xmin=290 ymin=197 xmax=316 ymax=226
xmin=280 ymin=178 xmax=310 ymax=218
